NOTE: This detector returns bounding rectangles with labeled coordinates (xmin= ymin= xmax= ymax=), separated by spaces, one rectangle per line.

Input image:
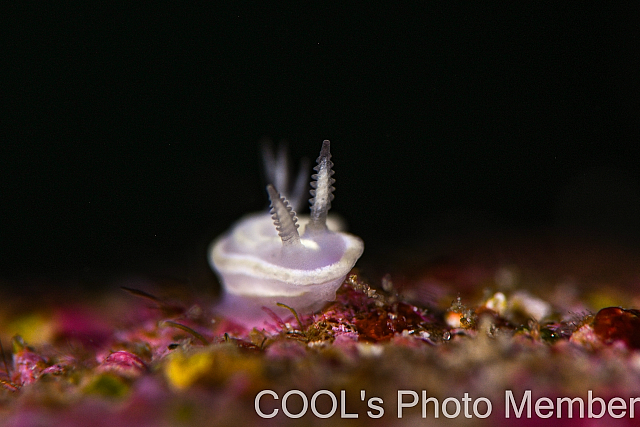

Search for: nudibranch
xmin=209 ymin=140 xmax=364 ymax=321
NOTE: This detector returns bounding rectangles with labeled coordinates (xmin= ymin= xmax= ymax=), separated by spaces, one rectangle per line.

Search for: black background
xmin=3 ymin=4 xmax=639 ymax=293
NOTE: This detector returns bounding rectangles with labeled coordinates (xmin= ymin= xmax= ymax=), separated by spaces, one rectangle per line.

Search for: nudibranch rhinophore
xmin=209 ymin=140 xmax=364 ymax=321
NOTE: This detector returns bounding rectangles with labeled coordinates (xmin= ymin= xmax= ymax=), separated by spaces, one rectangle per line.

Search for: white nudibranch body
xmin=209 ymin=140 xmax=364 ymax=320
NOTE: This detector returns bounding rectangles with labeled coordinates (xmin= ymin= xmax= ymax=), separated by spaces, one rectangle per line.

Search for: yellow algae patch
xmin=7 ymin=313 xmax=53 ymax=345
xmin=165 ymin=351 xmax=214 ymax=390
xmin=164 ymin=345 xmax=265 ymax=393
xmin=587 ymin=289 xmax=625 ymax=311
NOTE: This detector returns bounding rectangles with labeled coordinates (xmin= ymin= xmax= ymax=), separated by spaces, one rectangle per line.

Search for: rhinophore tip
xmin=266 ymin=184 xmax=301 ymax=246
xmin=307 ymin=140 xmax=335 ymax=233
xmin=261 ymin=141 xmax=309 ymax=211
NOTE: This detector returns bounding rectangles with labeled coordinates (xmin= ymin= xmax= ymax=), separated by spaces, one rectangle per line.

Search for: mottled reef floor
xmin=2 ymin=232 xmax=640 ymax=426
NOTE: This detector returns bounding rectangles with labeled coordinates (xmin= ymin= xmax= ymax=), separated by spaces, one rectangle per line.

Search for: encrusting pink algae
xmin=3 ymin=256 xmax=640 ymax=426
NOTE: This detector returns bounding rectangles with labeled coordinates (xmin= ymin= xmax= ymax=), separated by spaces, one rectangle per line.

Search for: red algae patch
xmin=592 ymin=307 xmax=640 ymax=349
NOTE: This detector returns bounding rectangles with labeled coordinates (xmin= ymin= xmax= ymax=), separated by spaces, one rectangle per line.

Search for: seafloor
xmin=2 ymin=233 xmax=640 ymax=426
